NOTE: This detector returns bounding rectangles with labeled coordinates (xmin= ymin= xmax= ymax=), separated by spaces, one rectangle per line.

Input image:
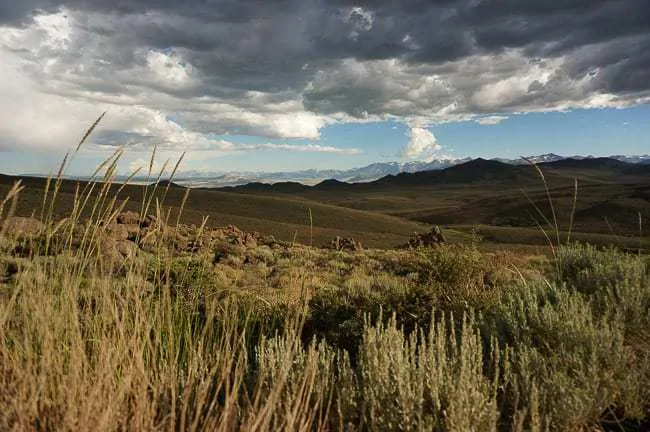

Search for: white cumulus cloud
xmin=404 ymin=127 xmax=442 ymax=159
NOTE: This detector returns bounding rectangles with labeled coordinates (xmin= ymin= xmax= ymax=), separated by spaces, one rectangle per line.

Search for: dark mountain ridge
xmin=223 ymin=157 xmax=550 ymax=193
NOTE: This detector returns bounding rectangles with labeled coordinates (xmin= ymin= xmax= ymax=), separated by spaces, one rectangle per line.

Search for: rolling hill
xmin=222 ymin=158 xmax=542 ymax=194
xmin=0 ymin=174 xmax=429 ymax=248
xmin=3 ymin=156 xmax=649 ymax=249
xmin=217 ymin=157 xmax=650 ymax=239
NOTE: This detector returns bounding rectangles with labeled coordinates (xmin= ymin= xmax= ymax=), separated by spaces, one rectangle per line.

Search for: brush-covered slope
xmin=0 ymin=175 xmax=428 ymax=248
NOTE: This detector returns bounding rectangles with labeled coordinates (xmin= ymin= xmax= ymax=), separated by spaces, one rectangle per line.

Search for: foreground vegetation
xmin=1 ymin=200 xmax=649 ymax=430
xmin=0 ymin=132 xmax=648 ymax=430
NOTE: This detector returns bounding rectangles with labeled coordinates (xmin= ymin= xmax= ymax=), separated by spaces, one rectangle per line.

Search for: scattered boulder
xmin=107 ymin=211 xmax=167 ymax=253
xmin=216 ymin=225 xmax=259 ymax=248
xmin=259 ymin=235 xmax=294 ymax=250
xmin=2 ymin=213 xmax=271 ymax=268
xmin=115 ymin=240 xmax=137 ymax=259
xmin=97 ymin=238 xmax=138 ymax=275
xmin=260 ymin=234 xmax=279 ymax=248
xmin=104 ymin=223 xmax=131 ymax=241
xmin=124 ymin=225 xmax=142 ymax=240
xmin=2 ymin=217 xmax=50 ymax=257
xmin=406 ymin=226 xmax=446 ymax=249
xmin=213 ymin=242 xmax=245 ymax=264
xmin=116 ymin=211 xmax=140 ymax=226
xmin=330 ymin=236 xmax=363 ymax=252
xmin=172 ymin=225 xmax=207 ymax=253
xmin=115 ymin=211 xmax=158 ymax=228
xmin=137 ymin=229 xmax=159 ymax=252
xmin=1 ymin=217 xmax=45 ymax=237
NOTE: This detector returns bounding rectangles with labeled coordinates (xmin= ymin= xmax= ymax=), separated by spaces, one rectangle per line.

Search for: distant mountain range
xmin=221 ymin=156 xmax=650 ymax=197
xmin=509 ymin=153 xmax=650 ymax=165
xmin=173 ymin=154 xmax=650 ymax=188
xmin=170 ymin=158 xmax=471 ymax=187
xmin=25 ymin=153 xmax=650 ymax=187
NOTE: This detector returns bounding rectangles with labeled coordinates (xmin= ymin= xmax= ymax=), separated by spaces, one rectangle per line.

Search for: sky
xmin=0 ymin=0 xmax=649 ymax=176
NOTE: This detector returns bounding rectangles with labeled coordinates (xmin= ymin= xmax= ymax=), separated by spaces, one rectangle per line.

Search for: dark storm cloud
xmin=471 ymin=1 xmax=650 ymax=56
xmin=1 ymin=0 xmax=297 ymax=25
xmin=1 ymin=0 xmax=649 ymax=148
xmin=5 ymin=0 xmax=645 ymax=59
xmin=0 ymin=2 xmax=52 ymax=24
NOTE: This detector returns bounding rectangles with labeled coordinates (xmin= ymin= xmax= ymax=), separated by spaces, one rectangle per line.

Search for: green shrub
xmin=356 ymin=312 xmax=499 ymax=431
xmin=555 ymin=243 xmax=650 ymax=336
xmin=385 ymin=245 xmax=484 ymax=287
xmin=303 ymin=278 xmax=436 ymax=360
xmin=555 ymin=243 xmax=647 ymax=295
xmin=252 ymin=333 xmax=340 ymax=431
xmin=486 ymin=279 xmax=649 ymax=430
xmin=389 ymin=245 xmax=500 ymax=310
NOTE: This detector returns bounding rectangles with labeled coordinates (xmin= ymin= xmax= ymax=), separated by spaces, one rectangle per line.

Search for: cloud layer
xmin=1 ymin=0 xmax=649 ymax=157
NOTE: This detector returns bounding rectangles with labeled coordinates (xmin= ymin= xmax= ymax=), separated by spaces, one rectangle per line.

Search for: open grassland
xmin=272 ymin=181 xmax=650 ymax=240
xmin=0 ymin=175 xmax=428 ymax=249
xmin=450 ymin=225 xmax=650 ymax=253
xmin=220 ymin=158 xmax=650 ymax=242
xmin=4 ymin=170 xmax=649 ymax=252
xmin=1 ymin=166 xmax=650 ymax=431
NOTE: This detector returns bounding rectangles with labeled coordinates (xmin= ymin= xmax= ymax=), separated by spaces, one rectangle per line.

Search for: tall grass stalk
xmin=0 ymin=181 xmax=24 ymax=235
xmin=308 ymin=207 xmax=313 ymax=247
xmin=566 ymin=177 xmax=578 ymax=243
xmin=638 ymin=211 xmax=644 ymax=256
xmin=161 ymin=152 xmax=186 ymax=206
xmin=521 ymin=157 xmax=561 ymax=247
xmin=521 ymin=158 xmax=582 ymax=258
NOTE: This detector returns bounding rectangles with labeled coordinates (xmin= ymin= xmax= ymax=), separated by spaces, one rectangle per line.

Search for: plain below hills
xmin=2 ymin=156 xmax=649 ymax=250
xmin=0 ymin=173 xmax=429 ymax=249
xmin=219 ymin=157 xmax=650 ymax=243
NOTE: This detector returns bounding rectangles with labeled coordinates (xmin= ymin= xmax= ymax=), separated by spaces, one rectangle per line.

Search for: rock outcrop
xmin=215 ymin=225 xmax=259 ymax=248
xmin=1 ymin=217 xmax=45 ymax=237
xmin=405 ymin=226 xmax=446 ymax=249
xmin=1 ymin=211 xmax=292 ymax=274
xmin=330 ymin=236 xmax=363 ymax=252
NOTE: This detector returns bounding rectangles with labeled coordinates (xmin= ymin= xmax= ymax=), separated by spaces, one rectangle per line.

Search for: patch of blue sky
xmin=1 ymin=105 xmax=648 ymax=176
